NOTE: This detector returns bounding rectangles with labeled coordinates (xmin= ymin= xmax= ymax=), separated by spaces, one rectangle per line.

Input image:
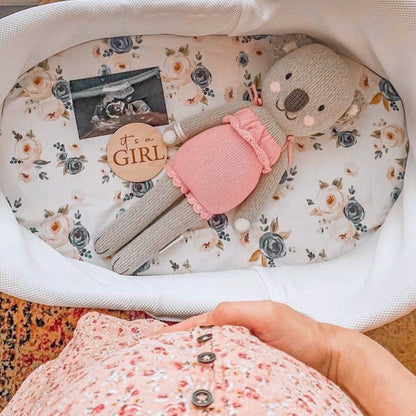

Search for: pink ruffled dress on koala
xmin=165 ymin=106 xmax=291 ymax=219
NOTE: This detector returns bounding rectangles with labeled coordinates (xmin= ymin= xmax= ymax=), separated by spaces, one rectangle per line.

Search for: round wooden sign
xmin=106 ymin=123 xmax=167 ymax=182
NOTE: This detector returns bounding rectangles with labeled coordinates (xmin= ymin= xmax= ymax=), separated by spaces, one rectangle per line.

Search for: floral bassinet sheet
xmin=0 ymin=34 xmax=408 ymax=276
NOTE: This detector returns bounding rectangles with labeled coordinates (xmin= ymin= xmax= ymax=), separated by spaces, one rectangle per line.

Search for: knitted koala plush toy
xmin=95 ymin=43 xmax=355 ymax=275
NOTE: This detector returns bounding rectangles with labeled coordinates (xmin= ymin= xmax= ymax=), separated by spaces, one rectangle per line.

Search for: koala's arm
xmin=163 ymin=101 xmax=251 ymax=145
xmin=234 ymin=156 xmax=288 ymax=232
xmin=234 ymin=106 xmax=289 ymax=232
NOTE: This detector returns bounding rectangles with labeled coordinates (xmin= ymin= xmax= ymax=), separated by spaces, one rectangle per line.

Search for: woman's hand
xmin=155 ymin=301 xmax=416 ymax=416
xmin=155 ymin=301 xmax=342 ymax=379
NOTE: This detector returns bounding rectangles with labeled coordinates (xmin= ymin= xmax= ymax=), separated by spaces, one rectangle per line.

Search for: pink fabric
xmin=283 ymin=135 xmax=295 ymax=166
xmin=165 ymin=108 xmax=281 ymax=219
xmin=2 ymin=312 xmax=362 ymax=416
xmin=246 ymin=84 xmax=263 ymax=106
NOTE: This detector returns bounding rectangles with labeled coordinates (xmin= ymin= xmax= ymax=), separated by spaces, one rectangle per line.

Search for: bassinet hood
xmin=1 ymin=0 xmax=416 ymax=331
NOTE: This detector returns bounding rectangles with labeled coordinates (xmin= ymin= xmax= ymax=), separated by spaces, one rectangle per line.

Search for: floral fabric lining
xmin=0 ymin=34 xmax=408 ymax=274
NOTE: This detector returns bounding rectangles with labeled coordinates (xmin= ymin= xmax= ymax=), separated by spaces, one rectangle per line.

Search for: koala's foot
xmin=234 ymin=218 xmax=251 ymax=233
xmin=111 ymin=198 xmax=201 ymax=275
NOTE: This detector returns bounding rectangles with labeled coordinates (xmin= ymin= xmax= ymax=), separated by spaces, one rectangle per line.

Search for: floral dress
xmin=1 ymin=312 xmax=362 ymax=416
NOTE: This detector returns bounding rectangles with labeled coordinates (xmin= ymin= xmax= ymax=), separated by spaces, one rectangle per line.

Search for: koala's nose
xmin=284 ymin=88 xmax=309 ymax=112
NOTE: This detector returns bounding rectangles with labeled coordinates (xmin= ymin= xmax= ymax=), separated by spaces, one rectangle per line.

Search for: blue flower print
xmin=64 ymin=157 xmax=84 ymax=175
xmin=208 ymin=214 xmax=228 ymax=232
xmin=98 ymin=65 xmax=111 ymax=76
xmin=279 ymin=170 xmax=288 ymax=185
xmin=379 ymin=79 xmax=400 ymax=102
xmin=236 ymin=51 xmax=249 ymax=68
xmin=109 ymin=37 xmax=133 ymax=54
xmin=391 ymin=187 xmax=402 ymax=203
xmin=52 ymin=79 xmax=71 ymax=103
xmin=191 ymin=65 xmax=212 ymax=89
xmin=69 ymin=225 xmax=90 ymax=250
xmin=338 ymin=131 xmax=357 ymax=148
xmin=130 ymin=180 xmax=153 ymax=198
xmin=343 ymin=199 xmax=365 ymax=224
xmin=133 ymin=261 xmax=151 ymax=275
xmin=56 ymin=151 xmax=68 ymax=162
xmin=259 ymin=232 xmax=287 ymax=259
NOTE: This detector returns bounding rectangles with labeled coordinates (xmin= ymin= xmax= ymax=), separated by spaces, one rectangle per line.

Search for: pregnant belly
xmin=171 ymin=124 xmax=263 ymax=214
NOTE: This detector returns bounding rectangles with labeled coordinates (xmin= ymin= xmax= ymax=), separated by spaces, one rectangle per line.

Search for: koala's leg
xmin=234 ymin=156 xmax=288 ymax=233
xmin=111 ymin=198 xmax=201 ymax=275
xmin=94 ymin=175 xmax=182 ymax=257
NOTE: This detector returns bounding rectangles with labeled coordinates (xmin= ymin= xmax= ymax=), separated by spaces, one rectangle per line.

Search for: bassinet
xmin=0 ymin=0 xmax=415 ymax=331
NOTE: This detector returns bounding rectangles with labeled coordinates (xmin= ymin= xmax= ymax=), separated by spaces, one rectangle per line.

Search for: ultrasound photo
xmin=70 ymin=67 xmax=169 ymax=139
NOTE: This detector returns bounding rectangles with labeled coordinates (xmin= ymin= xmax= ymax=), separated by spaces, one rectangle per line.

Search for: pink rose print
xmin=129 ymin=356 xmax=145 ymax=365
xmin=119 ymin=404 xmax=142 ymax=416
xmin=90 ymin=404 xmax=105 ymax=414
xmin=154 ymin=346 xmax=168 ymax=355
xmin=173 ymin=361 xmax=183 ymax=370
xmin=163 ymin=401 xmax=187 ymax=416
xmin=178 ymin=379 xmax=189 ymax=389
xmin=297 ymin=397 xmax=313 ymax=413
xmin=243 ymin=386 xmax=260 ymax=400
xmin=125 ymin=384 xmax=135 ymax=393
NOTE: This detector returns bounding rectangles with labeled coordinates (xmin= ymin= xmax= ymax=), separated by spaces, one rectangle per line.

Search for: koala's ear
xmin=273 ymin=33 xmax=317 ymax=61
xmin=333 ymin=89 xmax=368 ymax=131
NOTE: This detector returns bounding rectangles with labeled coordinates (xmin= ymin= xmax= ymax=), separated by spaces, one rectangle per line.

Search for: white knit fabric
xmin=0 ymin=0 xmax=416 ymax=331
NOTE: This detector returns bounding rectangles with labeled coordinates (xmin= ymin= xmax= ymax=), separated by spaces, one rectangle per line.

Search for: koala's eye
xmin=285 ymin=72 xmax=292 ymax=80
xmin=318 ymin=104 xmax=325 ymax=111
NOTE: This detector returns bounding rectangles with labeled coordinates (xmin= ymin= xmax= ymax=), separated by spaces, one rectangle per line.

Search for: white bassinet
xmin=1 ymin=0 xmax=415 ymax=331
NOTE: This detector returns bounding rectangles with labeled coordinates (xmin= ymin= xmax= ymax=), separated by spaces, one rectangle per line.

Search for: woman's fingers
xmin=208 ymin=301 xmax=272 ymax=331
xmin=154 ymin=301 xmax=277 ymax=336
xmin=153 ymin=312 xmax=211 ymax=335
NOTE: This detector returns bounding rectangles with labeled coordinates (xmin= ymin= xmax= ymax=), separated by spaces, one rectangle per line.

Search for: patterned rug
xmin=1 ymin=292 xmax=416 ymax=412
xmin=0 ymin=293 xmax=151 ymax=410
